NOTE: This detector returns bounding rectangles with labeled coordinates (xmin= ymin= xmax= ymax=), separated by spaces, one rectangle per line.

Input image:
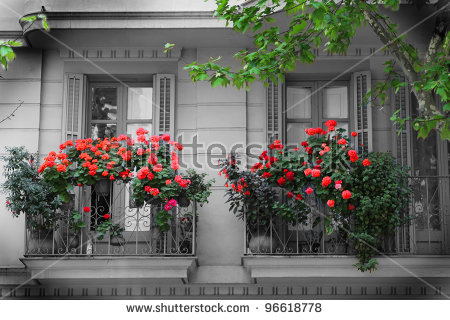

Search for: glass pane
xmin=127 ymin=87 xmax=153 ymax=120
xmin=91 ymin=123 xmax=117 ymax=140
xmin=286 ymin=87 xmax=312 ymax=119
xmin=91 ymin=87 xmax=118 ymax=121
xmin=323 ymin=86 xmax=348 ymax=118
xmin=127 ymin=123 xmax=152 ymax=140
xmin=286 ymin=122 xmax=310 ymax=148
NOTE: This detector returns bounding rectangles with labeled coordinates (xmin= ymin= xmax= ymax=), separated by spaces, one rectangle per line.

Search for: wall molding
xmin=59 ymin=46 xmax=182 ymax=61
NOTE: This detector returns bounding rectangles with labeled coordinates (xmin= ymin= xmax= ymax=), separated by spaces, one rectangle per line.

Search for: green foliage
xmin=0 ymin=14 xmax=49 ymax=71
xmin=185 ymin=0 xmax=449 ymax=139
xmin=68 ymin=211 xmax=86 ymax=235
xmin=1 ymin=146 xmax=61 ymax=230
xmin=96 ymin=219 xmax=124 ymax=240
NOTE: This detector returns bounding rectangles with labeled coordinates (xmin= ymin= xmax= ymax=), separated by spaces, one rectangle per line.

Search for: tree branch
xmin=0 ymin=100 xmax=24 ymax=125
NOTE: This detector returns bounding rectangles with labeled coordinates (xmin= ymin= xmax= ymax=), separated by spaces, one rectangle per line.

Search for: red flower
xmin=161 ymin=134 xmax=170 ymax=142
xmin=174 ymin=142 xmax=183 ymax=150
xmin=259 ymin=151 xmax=268 ymax=160
xmin=348 ymin=149 xmax=357 ymax=158
xmin=295 ymin=194 xmax=303 ymax=201
xmin=286 ymin=171 xmax=295 ymax=181
xmin=278 ymin=177 xmax=286 ymax=186
xmin=325 ymin=120 xmax=337 ymax=128
xmin=136 ymin=127 xmax=149 ymax=136
xmin=338 ymin=139 xmax=347 ymax=145
xmin=350 ymin=155 xmax=359 ymax=162
xmin=301 ymin=141 xmax=308 ymax=147
xmin=137 ymin=166 xmax=150 ymax=179
xmin=351 ymin=131 xmax=358 ymax=137
xmin=103 ymin=214 xmax=111 ymax=219
xmin=262 ymin=172 xmax=271 ymax=179
xmin=153 ymin=164 xmax=163 ymax=172
xmin=83 ymin=207 xmax=90 ymax=213
xmin=109 ymin=174 xmax=115 ymax=180
xmin=363 ymin=159 xmax=371 ymax=166
xmin=305 ymin=187 xmax=313 ymax=195
xmin=166 ymin=179 xmax=172 ymax=185
xmin=311 ymin=169 xmax=321 ymax=178
xmin=244 ymin=191 xmax=251 ymax=196
xmin=305 ymin=147 xmax=313 ymax=154
xmin=316 ymin=159 xmax=323 ymax=164
xmin=287 ymin=191 xmax=294 ymax=199
xmin=342 ymin=190 xmax=352 ymax=199
xmin=321 ymin=176 xmax=332 ymax=187
xmin=304 ymin=168 xmax=312 ymax=176
xmin=348 ymin=204 xmax=355 ymax=210
xmin=327 ymin=200 xmax=335 ymax=207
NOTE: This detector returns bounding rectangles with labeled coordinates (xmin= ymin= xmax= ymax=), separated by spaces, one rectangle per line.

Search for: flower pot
xmin=248 ymin=233 xmax=276 ymax=254
xmin=178 ymin=193 xmax=191 ymax=208
xmin=110 ymin=234 xmax=125 ymax=247
xmin=94 ymin=179 xmax=111 ymax=196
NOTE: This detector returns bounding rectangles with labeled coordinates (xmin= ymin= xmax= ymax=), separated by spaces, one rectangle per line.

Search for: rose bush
xmin=220 ymin=120 xmax=411 ymax=272
xmin=37 ymin=128 xmax=214 ymax=232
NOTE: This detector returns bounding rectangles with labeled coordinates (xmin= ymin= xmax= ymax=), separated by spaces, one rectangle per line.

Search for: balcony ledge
xmin=20 ymin=256 xmax=197 ymax=284
xmin=243 ymin=255 xmax=450 ymax=279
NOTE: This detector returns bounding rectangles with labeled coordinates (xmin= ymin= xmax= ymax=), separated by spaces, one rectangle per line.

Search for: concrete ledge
xmin=243 ymin=256 xmax=450 ymax=279
xmin=20 ymin=256 xmax=197 ymax=284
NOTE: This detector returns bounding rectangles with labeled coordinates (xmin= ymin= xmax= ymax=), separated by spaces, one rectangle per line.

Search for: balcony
xmin=243 ymin=176 xmax=450 ymax=280
xmin=21 ymin=181 xmax=197 ymax=283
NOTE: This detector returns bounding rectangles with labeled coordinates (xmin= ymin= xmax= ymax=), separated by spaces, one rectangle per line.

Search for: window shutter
xmin=153 ymin=74 xmax=175 ymax=138
xmin=62 ymin=73 xmax=85 ymax=142
xmin=392 ymin=76 xmax=411 ymax=167
xmin=267 ymin=79 xmax=283 ymax=146
xmin=351 ymin=71 xmax=372 ymax=153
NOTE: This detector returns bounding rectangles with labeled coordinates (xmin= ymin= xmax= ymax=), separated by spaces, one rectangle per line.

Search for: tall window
xmin=88 ymin=83 xmax=153 ymax=141
xmin=285 ymin=81 xmax=350 ymax=147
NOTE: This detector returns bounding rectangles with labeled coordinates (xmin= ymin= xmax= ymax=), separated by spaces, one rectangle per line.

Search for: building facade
xmin=0 ymin=0 xmax=449 ymax=299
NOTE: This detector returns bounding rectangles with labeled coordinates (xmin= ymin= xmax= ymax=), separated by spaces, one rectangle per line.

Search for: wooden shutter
xmin=62 ymin=73 xmax=85 ymax=142
xmin=267 ymin=79 xmax=283 ymax=146
xmin=153 ymin=74 xmax=175 ymax=138
xmin=351 ymin=71 xmax=373 ymax=153
xmin=392 ymin=76 xmax=411 ymax=167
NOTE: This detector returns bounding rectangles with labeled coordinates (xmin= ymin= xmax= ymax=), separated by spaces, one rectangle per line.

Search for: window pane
xmin=286 ymin=122 xmax=310 ymax=148
xmin=91 ymin=123 xmax=117 ymax=140
xmin=127 ymin=123 xmax=152 ymax=140
xmin=91 ymin=87 xmax=118 ymax=121
xmin=323 ymin=86 xmax=348 ymax=118
xmin=286 ymin=87 xmax=312 ymax=119
xmin=128 ymin=87 xmax=153 ymax=120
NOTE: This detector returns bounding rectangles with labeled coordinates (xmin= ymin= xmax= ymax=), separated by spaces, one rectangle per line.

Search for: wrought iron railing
xmin=25 ymin=181 xmax=196 ymax=256
xmin=244 ymin=176 xmax=450 ymax=256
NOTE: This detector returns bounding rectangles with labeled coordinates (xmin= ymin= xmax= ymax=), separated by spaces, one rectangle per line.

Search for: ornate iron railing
xmin=244 ymin=176 xmax=450 ymax=255
xmin=25 ymin=181 xmax=196 ymax=256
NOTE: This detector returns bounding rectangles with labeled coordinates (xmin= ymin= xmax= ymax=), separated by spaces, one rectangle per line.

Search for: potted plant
xmin=96 ymin=215 xmax=125 ymax=246
xmin=1 ymin=146 xmax=61 ymax=254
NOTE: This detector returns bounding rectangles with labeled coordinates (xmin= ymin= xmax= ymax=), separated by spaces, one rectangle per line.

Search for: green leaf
xmin=292 ymin=21 xmax=307 ymax=34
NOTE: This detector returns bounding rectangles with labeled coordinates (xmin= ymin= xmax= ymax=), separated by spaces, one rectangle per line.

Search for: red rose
xmin=348 ymin=204 xmax=355 ymax=210
xmin=305 ymin=187 xmax=313 ymax=195
xmin=327 ymin=200 xmax=335 ymax=207
xmin=161 ymin=134 xmax=170 ymax=141
xmin=278 ymin=177 xmax=286 ymax=186
xmin=295 ymin=194 xmax=303 ymax=201
xmin=287 ymin=191 xmax=294 ymax=199
xmin=351 ymin=131 xmax=358 ymax=137
xmin=321 ymin=176 xmax=331 ymax=187
xmin=342 ymin=190 xmax=352 ymax=199
xmin=304 ymin=168 xmax=312 ymax=176
xmin=311 ymin=169 xmax=321 ymax=177
xmin=325 ymin=120 xmax=337 ymax=128
xmin=286 ymin=171 xmax=295 ymax=181
xmin=363 ymin=159 xmax=371 ymax=166
xmin=301 ymin=141 xmax=308 ymax=147
xmin=83 ymin=207 xmax=90 ymax=213
xmin=348 ymin=150 xmax=357 ymax=158
xmin=262 ymin=172 xmax=271 ymax=179
xmin=338 ymin=139 xmax=347 ymax=145
xmin=103 ymin=214 xmax=111 ymax=219
xmin=316 ymin=159 xmax=323 ymax=164
xmin=109 ymin=175 xmax=115 ymax=180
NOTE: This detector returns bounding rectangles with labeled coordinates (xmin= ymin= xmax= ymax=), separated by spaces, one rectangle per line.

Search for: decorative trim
xmin=59 ymin=47 xmax=182 ymax=61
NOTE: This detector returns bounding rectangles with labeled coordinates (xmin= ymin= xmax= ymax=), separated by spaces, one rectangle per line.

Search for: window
xmin=61 ymin=73 xmax=176 ymax=254
xmin=285 ymin=81 xmax=350 ymax=147
xmin=88 ymin=83 xmax=153 ymax=141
